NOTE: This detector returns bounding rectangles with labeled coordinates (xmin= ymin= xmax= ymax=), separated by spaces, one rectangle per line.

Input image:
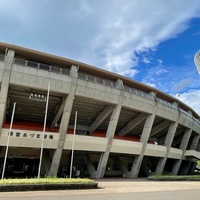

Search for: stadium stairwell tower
xmin=194 ymin=50 xmax=200 ymax=74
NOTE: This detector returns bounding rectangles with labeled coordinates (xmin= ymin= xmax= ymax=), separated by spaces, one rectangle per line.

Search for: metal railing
xmin=156 ymin=97 xmax=178 ymax=109
xmin=179 ymin=108 xmax=192 ymax=118
xmin=193 ymin=117 xmax=200 ymax=125
xmin=124 ymin=85 xmax=153 ymax=100
xmin=78 ymin=72 xmax=116 ymax=88
xmin=13 ymin=58 xmax=70 ymax=76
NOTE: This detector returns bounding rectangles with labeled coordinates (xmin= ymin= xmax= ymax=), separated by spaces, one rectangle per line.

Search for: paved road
xmin=1 ymin=179 xmax=200 ymax=200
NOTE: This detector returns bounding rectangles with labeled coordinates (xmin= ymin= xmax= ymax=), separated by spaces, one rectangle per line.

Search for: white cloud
xmin=177 ymin=90 xmax=200 ymax=115
xmin=193 ymin=31 xmax=200 ymax=36
xmin=142 ymin=81 xmax=157 ymax=89
xmin=141 ymin=64 xmax=169 ymax=91
xmin=171 ymin=79 xmax=192 ymax=94
xmin=157 ymin=60 xmax=162 ymax=65
xmin=142 ymin=57 xmax=151 ymax=64
xmin=1 ymin=0 xmax=200 ymax=78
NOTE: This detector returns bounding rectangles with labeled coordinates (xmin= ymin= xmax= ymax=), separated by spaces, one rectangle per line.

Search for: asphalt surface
xmin=1 ymin=178 xmax=200 ymax=200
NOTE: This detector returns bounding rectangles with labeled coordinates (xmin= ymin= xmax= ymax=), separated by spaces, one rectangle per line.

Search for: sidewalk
xmin=93 ymin=178 xmax=200 ymax=194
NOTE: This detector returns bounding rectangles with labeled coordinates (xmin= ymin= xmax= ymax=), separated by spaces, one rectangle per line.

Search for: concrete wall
xmin=0 ymin=62 xmax=3 ymax=82
xmin=10 ymin=64 xmax=71 ymax=93
xmin=0 ymin=128 xmax=194 ymax=160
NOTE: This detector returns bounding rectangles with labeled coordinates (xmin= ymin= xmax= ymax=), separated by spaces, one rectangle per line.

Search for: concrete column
xmin=190 ymin=134 xmax=200 ymax=150
xmin=50 ymin=99 xmax=65 ymax=128
xmin=188 ymin=162 xmax=197 ymax=175
xmin=172 ymin=129 xmax=192 ymax=175
xmin=48 ymin=65 xmax=78 ymax=177
xmin=148 ymin=91 xmax=156 ymax=100
xmin=181 ymin=161 xmax=191 ymax=175
xmin=118 ymin=113 xmax=146 ymax=136
xmin=0 ymin=50 xmax=15 ymax=130
xmin=41 ymin=150 xmax=51 ymax=177
xmin=155 ymin=120 xmax=178 ymax=175
xmin=111 ymin=155 xmax=128 ymax=176
xmin=96 ymin=79 xmax=123 ymax=178
xmin=129 ymin=110 xmax=156 ymax=177
xmin=89 ymin=104 xmax=113 ymax=134
xmin=150 ymin=120 xmax=170 ymax=138
xmin=197 ymin=142 xmax=200 ymax=152
xmin=85 ymin=154 xmax=96 ymax=178
xmin=96 ymin=103 xmax=122 ymax=178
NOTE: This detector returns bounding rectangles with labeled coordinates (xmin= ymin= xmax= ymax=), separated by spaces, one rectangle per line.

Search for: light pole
xmin=1 ymin=102 xmax=16 ymax=180
xmin=38 ymin=81 xmax=50 ymax=178
xmin=70 ymin=111 xmax=78 ymax=178
xmin=29 ymin=84 xmax=50 ymax=178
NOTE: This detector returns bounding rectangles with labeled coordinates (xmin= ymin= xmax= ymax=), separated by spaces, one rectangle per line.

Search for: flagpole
xmin=38 ymin=81 xmax=50 ymax=178
xmin=70 ymin=111 xmax=77 ymax=178
xmin=1 ymin=102 xmax=16 ymax=180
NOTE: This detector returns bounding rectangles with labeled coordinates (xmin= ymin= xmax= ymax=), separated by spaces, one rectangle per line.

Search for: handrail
xmin=193 ymin=117 xmax=200 ymax=125
xmin=124 ymin=85 xmax=155 ymax=100
xmin=78 ymin=72 xmax=116 ymax=88
xmin=179 ymin=108 xmax=192 ymax=117
xmin=156 ymin=97 xmax=178 ymax=109
xmin=13 ymin=58 xmax=70 ymax=76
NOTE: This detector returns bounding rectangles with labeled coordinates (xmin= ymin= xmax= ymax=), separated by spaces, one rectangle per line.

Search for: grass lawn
xmin=0 ymin=177 xmax=94 ymax=185
xmin=148 ymin=175 xmax=200 ymax=180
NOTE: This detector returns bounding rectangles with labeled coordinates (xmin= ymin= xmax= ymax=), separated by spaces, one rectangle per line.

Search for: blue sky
xmin=1 ymin=0 xmax=200 ymax=114
xmin=135 ymin=17 xmax=200 ymax=93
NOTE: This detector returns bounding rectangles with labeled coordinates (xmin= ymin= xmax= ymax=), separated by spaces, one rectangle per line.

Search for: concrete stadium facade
xmin=0 ymin=42 xmax=200 ymax=178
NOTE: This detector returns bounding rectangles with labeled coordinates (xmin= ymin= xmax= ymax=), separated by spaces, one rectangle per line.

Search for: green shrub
xmin=0 ymin=178 xmax=94 ymax=185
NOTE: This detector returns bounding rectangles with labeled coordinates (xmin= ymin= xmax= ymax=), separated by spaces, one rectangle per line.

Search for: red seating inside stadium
xmin=3 ymin=120 xmax=154 ymax=144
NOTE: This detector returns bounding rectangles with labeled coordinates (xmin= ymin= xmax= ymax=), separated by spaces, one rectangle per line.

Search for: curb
xmin=148 ymin=178 xmax=200 ymax=181
xmin=0 ymin=182 xmax=98 ymax=192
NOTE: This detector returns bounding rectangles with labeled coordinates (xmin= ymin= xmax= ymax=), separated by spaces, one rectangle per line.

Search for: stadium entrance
xmin=0 ymin=158 xmax=39 ymax=178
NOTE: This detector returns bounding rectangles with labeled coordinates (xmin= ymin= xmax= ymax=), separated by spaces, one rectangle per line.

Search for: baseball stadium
xmin=0 ymin=42 xmax=200 ymax=178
